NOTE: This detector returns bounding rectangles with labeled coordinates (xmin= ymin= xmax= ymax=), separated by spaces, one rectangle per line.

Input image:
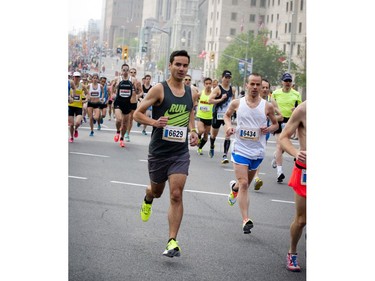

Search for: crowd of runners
xmin=68 ymin=50 xmax=306 ymax=272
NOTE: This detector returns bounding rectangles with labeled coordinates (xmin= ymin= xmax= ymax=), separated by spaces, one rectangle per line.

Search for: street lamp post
xmin=226 ymin=35 xmax=250 ymax=89
xmin=121 ymin=26 xmax=126 ymax=62
xmin=287 ymin=12 xmax=295 ymax=73
xmin=121 ymin=26 xmax=125 ymax=46
xmin=151 ymin=26 xmax=171 ymax=80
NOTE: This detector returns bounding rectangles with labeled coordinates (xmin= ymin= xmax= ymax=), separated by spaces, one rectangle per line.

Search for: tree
xmin=218 ymin=31 xmax=299 ymax=87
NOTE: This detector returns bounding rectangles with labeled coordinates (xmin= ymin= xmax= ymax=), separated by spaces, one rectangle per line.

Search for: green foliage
xmin=217 ymin=31 xmax=305 ymax=88
xmin=157 ymin=55 xmax=165 ymax=71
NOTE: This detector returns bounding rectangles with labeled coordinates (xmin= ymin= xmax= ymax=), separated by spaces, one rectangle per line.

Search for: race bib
xmin=162 ymin=125 xmax=187 ymax=143
xmin=90 ymin=91 xmax=100 ymax=98
xmin=73 ymin=95 xmax=80 ymax=101
xmin=239 ymin=127 xmax=260 ymax=141
xmin=119 ymin=89 xmax=131 ymax=98
xmin=199 ymin=105 xmax=210 ymax=112
xmin=216 ymin=112 xmax=224 ymax=120
xmin=300 ymin=169 xmax=306 ymax=185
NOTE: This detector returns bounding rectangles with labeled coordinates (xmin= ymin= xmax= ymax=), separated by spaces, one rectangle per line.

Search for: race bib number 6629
xmin=162 ymin=125 xmax=187 ymax=143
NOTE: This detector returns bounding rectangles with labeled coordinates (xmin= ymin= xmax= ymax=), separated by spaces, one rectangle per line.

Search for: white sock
xmin=277 ymin=166 xmax=283 ymax=175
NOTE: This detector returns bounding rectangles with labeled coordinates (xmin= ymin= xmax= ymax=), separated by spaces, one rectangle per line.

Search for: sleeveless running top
xmin=213 ymin=84 xmax=234 ymax=119
xmin=142 ymin=84 xmax=152 ymax=96
xmin=116 ymin=78 xmax=134 ymax=104
xmin=232 ymin=98 xmax=267 ymax=159
xmin=196 ymin=89 xmax=213 ymax=120
xmin=69 ymin=82 xmax=85 ymax=108
xmin=88 ymin=83 xmax=101 ymax=100
xmin=101 ymin=83 xmax=108 ymax=103
xmin=149 ymin=81 xmax=193 ymax=156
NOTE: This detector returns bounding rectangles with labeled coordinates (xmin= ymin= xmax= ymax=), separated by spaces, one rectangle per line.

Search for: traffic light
xmin=210 ymin=51 xmax=215 ymax=61
xmin=122 ymin=46 xmax=128 ymax=60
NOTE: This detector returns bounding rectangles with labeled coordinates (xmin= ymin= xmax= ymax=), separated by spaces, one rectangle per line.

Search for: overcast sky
xmin=68 ymin=0 xmax=102 ymax=33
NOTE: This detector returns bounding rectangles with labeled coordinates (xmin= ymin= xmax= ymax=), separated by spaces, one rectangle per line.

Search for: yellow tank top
xmin=69 ymin=83 xmax=86 ymax=108
xmin=196 ymin=89 xmax=213 ymax=120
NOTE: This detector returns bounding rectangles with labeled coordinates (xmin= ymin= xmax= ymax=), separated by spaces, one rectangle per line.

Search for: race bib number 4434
xmin=162 ymin=126 xmax=187 ymax=143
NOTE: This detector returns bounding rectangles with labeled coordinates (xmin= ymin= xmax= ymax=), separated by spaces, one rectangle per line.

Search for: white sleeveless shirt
xmin=88 ymin=83 xmax=101 ymax=99
xmin=232 ymin=97 xmax=267 ymax=159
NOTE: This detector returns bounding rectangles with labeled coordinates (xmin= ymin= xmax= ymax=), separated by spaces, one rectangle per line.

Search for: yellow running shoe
xmin=140 ymin=201 xmax=152 ymax=222
xmin=254 ymin=177 xmax=263 ymax=191
xmin=162 ymin=239 xmax=181 ymax=257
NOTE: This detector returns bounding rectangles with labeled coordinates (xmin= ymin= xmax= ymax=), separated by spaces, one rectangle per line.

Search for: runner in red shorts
xmin=288 ymin=159 xmax=306 ymax=198
xmin=279 ymin=101 xmax=306 ymax=272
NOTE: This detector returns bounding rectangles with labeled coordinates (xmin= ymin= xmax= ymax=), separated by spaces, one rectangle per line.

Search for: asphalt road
xmin=69 ymin=118 xmax=306 ymax=281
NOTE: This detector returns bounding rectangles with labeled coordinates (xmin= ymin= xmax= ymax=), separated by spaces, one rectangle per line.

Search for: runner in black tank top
xmin=133 ymin=50 xmax=199 ymax=258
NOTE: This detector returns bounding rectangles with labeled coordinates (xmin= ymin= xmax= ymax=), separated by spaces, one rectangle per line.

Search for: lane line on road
xmin=69 ymin=176 xmax=88 ymax=180
xmin=271 ymin=199 xmax=295 ymax=204
xmin=110 ymin=180 xmax=228 ymax=196
xmin=110 ymin=181 xmax=147 ymax=187
xmin=70 ymin=152 xmax=109 ymax=158
xmin=71 ymin=180 xmax=294 ymax=204
xmin=184 ymin=189 xmax=227 ymax=197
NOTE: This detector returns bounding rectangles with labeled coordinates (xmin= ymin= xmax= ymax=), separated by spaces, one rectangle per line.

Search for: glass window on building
xmin=250 ymin=14 xmax=256 ymax=22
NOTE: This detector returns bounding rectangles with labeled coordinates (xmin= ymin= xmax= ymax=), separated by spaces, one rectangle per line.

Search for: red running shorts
xmin=288 ymin=160 xmax=306 ymax=198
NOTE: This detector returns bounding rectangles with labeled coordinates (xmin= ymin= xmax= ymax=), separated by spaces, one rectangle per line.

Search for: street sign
xmin=238 ymin=58 xmax=253 ymax=77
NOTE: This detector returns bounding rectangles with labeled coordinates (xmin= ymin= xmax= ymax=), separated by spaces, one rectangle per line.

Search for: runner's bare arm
xmin=134 ymin=83 xmax=164 ymax=127
xmin=279 ymin=102 xmax=306 ymax=159
xmin=223 ymin=99 xmax=240 ymax=137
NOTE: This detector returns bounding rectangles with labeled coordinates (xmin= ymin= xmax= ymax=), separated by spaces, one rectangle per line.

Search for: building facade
xmin=94 ymin=0 xmax=306 ymax=81
xmin=101 ymin=0 xmax=144 ymax=51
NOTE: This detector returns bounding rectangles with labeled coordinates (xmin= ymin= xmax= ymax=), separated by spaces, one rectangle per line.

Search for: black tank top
xmin=116 ymin=79 xmax=133 ymax=103
xmin=149 ymin=81 xmax=193 ymax=156
xmin=214 ymin=84 xmax=233 ymax=112
xmin=142 ymin=84 xmax=152 ymax=94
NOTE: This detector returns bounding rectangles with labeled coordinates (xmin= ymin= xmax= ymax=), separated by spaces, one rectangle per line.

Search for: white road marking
xmin=184 ymin=189 xmax=227 ymax=197
xmin=271 ymin=199 xmax=295 ymax=204
xmin=110 ymin=181 xmax=147 ymax=187
xmin=110 ymin=181 xmax=228 ymax=196
xmin=69 ymin=176 xmax=87 ymax=180
xmin=70 ymin=152 xmax=109 ymax=158
xmin=109 ymin=181 xmax=291 ymax=203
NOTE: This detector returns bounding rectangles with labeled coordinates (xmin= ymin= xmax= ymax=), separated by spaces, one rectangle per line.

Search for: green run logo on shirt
xmin=165 ymin=103 xmax=189 ymax=127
